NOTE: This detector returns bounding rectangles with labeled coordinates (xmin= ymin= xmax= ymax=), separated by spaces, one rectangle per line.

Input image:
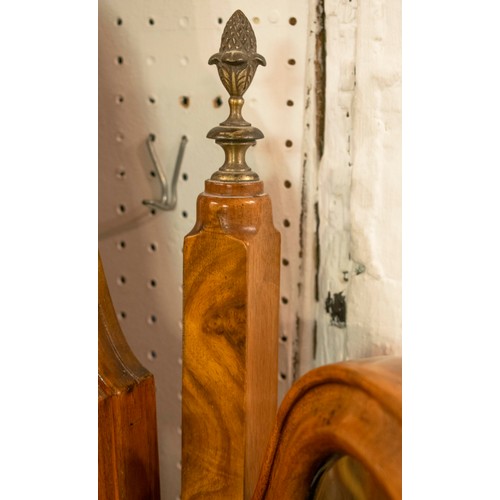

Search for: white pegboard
xmin=98 ymin=2 xmax=310 ymax=498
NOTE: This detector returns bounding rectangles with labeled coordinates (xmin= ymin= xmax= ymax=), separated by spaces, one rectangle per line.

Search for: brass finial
xmin=207 ymin=10 xmax=266 ymax=182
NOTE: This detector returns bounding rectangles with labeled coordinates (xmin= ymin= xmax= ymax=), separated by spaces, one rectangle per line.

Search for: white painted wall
xmin=99 ymin=0 xmax=401 ymax=497
xmin=312 ymin=0 xmax=402 ymax=366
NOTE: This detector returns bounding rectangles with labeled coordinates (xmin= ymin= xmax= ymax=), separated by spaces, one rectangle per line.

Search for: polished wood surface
xmin=98 ymin=256 xmax=160 ymax=500
xmin=182 ymin=180 xmax=281 ymax=499
xmin=253 ymin=356 xmax=402 ymax=500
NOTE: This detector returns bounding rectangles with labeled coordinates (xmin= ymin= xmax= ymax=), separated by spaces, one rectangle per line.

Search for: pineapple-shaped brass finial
xmin=207 ymin=10 xmax=266 ymax=182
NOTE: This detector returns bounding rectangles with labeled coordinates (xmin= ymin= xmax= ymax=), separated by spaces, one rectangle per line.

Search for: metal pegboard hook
xmin=143 ymin=134 xmax=188 ymax=211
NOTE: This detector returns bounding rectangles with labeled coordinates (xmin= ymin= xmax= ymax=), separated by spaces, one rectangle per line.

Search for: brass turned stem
xmin=207 ymin=10 xmax=266 ymax=183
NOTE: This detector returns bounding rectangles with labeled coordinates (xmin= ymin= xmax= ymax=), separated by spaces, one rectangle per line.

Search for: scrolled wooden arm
xmin=252 ymin=356 xmax=402 ymax=500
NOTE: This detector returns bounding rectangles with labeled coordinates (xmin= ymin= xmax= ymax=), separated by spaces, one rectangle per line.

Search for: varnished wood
xmin=252 ymin=356 xmax=402 ymax=500
xmin=182 ymin=180 xmax=280 ymax=499
xmin=98 ymin=256 xmax=161 ymax=500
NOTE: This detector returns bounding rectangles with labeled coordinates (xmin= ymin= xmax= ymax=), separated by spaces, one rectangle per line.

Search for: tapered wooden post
xmin=182 ymin=11 xmax=280 ymax=499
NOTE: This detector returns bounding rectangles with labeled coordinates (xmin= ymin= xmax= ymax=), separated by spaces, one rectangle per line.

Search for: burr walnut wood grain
xmin=182 ymin=180 xmax=280 ymax=500
xmin=252 ymin=356 xmax=402 ymax=500
xmin=98 ymin=256 xmax=160 ymax=500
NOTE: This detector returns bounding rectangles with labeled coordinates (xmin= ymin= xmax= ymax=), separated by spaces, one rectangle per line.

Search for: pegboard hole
xmin=287 ymin=99 xmax=294 ymax=107
xmin=282 ymin=258 xmax=289 ymax=266
xmin=116 ymin=56 xmax=124 ymax=65
xmin=116 ymin=133 xmax=124 ymax=142
xmin=180 ymin=96 xmax=190 ymax=108
xmin=150 ymin=208 xmax=157 ymax=216
xmin=281 ymin=297 xmax=289 ymax=305
xmin=150 ymin=170 xmax=156 ymax=178
xmin=116 ymin=168 xmax=126 ymax=179
xmin=213 ymin=96 xmax=223 ymax=108
xmin=285 ymin=140 xmax=293 ymax=148
xmin=148 ymin=350 xmax=157 ymax=360
xmin=118 ymin=240 xmax=126 ymax=249
xmin=117 ymin=204 xmax=126 ymax=214
xmin=279 ymin=372 xmax=288 ymax=381
xmin=149 ymin=18 xmax=155 ymax=26
xmin=120 ymin=311 xmax=127 ymax=319
xmin=116 ymin=95 xmax=124 ymax=104
xmin=288 ymin=58 xmax=296 ymax=66
xmin=148 ymin=314 xmax=157 ymax=324
xmin=280 ymin=335 xmax=288 ymax=342
xmin=149 ymin=133 xmax=156 ymax=142
xmin=217 ymin=17 xmax=223 ymax=24
xmin=149 ymin=243 xmax=157 ymax=252
xmin=283 ymin=219 xmax=291 ymax=228
xmin=116 ymin=18 xmax=123 ymax=26
xmin=182 ymin=173 xmax=188 ymax=181
xmin=118 ymin=275 xmax=127 ymax=285
xmin=289 ymin=17 xmax=297 ymax=26
xmin=149 ymin=279 xmax=157 ymax=288
xmin=181 ymin=211 xmax=188 ymax=218
xmin=149 ymin=96 xmax=156 ymax=104
xmin=284 ymin=180 xmax=292 ymax=188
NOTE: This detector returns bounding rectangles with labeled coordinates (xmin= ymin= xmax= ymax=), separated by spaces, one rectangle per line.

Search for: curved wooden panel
xmin=98 ymin=256 xmax=160 ymax=500
xmin=252 ymin=356 xmax=401 ymax=500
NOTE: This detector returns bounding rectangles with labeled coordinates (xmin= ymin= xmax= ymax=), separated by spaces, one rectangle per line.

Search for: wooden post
xmin=98 ymin=256 xmax=161 ymax=500
xmin=182 ymin=11 xmax=280 ymax=499
xmin=182 ymin=180 xmax=280 ymax=498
